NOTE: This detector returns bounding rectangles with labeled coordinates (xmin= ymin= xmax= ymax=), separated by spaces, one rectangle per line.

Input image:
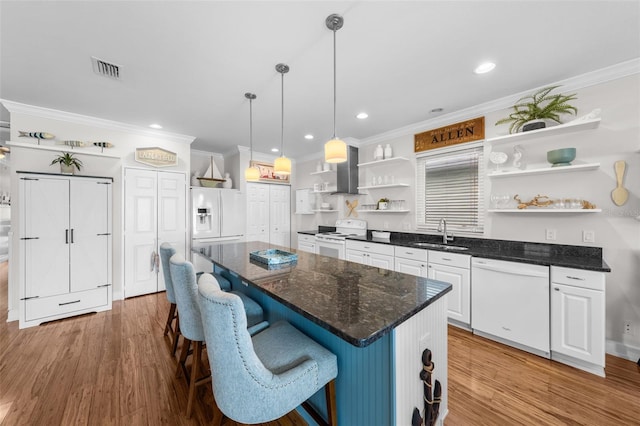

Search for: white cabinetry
xmin=297 ymin=234 xmax=316 ymax=254
xmin=124 ymin=169 xmax=187 ymax=298
xmin=246 ymin=183 xmax=290 ymax=247
xmin=550 ymin=266 xmax=605 ymax=376
xmin=345 ymin=240 xmax=394 ymax=270
xmin=394 ymin=246 xmax=428 ymax=277
xmin=428 ymin=250 xmax=471 ymax=329
xmin=18 ymin=173 xmax=112 ymax=328
xmin=471 ymin=258 xmax=550 ymax=357
xmin=295 ymin=189 xmax=314 ymax=214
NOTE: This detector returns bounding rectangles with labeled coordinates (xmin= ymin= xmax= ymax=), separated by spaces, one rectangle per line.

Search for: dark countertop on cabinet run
xmin=299 ymin=230 xmax=610 ymax=272
xmin=192 ymin=241 xmax=451 ymax=347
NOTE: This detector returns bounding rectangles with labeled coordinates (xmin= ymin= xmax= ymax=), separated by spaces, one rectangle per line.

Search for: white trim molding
xmin=0 ymin=99 xmax=196 ymax=145
xmin=606 ymin=339 xmax=640 ymax=363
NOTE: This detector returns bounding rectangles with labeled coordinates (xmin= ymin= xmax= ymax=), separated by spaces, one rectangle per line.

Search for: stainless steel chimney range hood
xmin=333 ymin=145 xmax=359 ymax=194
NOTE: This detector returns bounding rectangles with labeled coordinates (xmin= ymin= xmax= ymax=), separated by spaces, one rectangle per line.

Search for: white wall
xmin=2 ymin=101 xmax=193 ymax=320
xmin=292 ymin=68 xmax=640 ymax=361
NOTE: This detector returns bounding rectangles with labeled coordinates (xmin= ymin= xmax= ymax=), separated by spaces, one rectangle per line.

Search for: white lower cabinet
xmin=550 ymin=266 xmax=605 ymax=376
xmin=345 ymin=240 xmax=394 ymax=269
xmin=428 ymin=251 xmax=471 ymax=328
xmin=297 ymin=234 xmax=316 ymax=254
xmin=394 ymin=247 xmax=428 ymax=277
xmin=19 ymin=173 xmax=112 ymax=328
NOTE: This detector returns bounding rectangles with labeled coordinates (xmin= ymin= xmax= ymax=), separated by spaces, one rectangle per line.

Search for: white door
xmin=23 ymin=177 xmax=69 ymax=298
xmin=70 ymin=179 xmax=111 ymax=292
xmin=157 ymin=172 xmax=187 ymax=291
xmin=429 ymin=263 xmax=470 ymax=325
xmin=369 ymin=253 xmax=394 ymax=270
xmin=345 ymin=249 xmax=366 ymax=265
xmin=269 ymin=185 xmax=290 ymax=247
xmin=246 ymin=183 xmax=269 ymax=242
xmin=551 ymin=284 xmax=605 ymax=365
xmin=395 ymin=258 xmax=427 ymax=277
xmin=124 ymin=169 xmax=186 ymax=298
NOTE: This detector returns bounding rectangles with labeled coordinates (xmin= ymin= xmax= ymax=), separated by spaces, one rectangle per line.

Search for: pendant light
xmin=244 ymin=92 xmax=260 ymax=181
xmin=274 ymin=63 xmax=292 ymax=176
xmin=324 ymin=13 xmax=347 ymax=163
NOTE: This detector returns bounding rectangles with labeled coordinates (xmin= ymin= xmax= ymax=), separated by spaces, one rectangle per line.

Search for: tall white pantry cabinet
xmin=18 ymin=172 xmax=113 ymax=329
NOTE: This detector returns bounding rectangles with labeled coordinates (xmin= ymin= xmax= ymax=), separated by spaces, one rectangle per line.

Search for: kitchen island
xmin=192 ymin=241 xmax=452 ymax=426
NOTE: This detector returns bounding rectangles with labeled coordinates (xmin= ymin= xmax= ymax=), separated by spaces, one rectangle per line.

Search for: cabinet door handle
xmin=428 ymin=265 xmax=433 ymax=268
xmin=59 ymin=300 xmax=81 ymax=306
xmin=65 ymin=229 xmax=69 ymax=244
xmin=554 ymin=287 xmax=560 ymax=291
xmin=566 ymin=275 xmax=585 ymax=281
xmin=70 ymin=229 xmax=74 ymax=244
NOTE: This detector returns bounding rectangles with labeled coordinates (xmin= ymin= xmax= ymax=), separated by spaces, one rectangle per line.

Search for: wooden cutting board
xmin=611 ymin=160 xmax=629 ymax=206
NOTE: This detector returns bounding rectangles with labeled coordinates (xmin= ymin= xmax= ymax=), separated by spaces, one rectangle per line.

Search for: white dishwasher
xmin=471 ymin=257 xmax=550 ymax=358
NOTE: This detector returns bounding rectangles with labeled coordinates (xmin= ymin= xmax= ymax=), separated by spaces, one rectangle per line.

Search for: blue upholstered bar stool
xmin=169 ymin=254 xmax=268 ymax=418
xmin=159 ymin=243 xmax=181 ymax=356
xmin=198 ymin=277 xmax=338 ymax=425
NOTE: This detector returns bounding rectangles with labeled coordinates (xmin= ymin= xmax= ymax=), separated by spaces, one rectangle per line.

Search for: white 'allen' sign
xmin=135 ymin=147 xmax=177 ymax=167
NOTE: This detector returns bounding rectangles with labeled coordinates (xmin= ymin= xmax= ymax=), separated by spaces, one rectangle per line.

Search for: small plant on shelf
xmin=51 ymin=152 xmax=83 ymax=174
xmin=495 ymin=85 xmax=578 ymax=134
xmin=377 ymin=197 xmax=389 ymax=210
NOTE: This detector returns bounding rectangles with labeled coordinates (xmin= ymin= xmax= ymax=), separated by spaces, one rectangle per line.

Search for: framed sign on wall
xmin=250 ymin=161 xmax=290 ymax=184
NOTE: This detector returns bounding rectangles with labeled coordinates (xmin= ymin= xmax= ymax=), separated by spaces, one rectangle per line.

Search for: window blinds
xmin=416 ymin=144 xmax=484 ymax=234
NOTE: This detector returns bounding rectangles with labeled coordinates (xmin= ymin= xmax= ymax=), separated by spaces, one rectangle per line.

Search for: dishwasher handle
xmin=472 ymin=261 xmax=548 ymax=278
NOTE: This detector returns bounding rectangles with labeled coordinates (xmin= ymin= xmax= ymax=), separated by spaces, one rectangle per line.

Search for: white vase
xmin=374 ymin=145 xmax=384 ymax=161
xmin=384 ymin=144 xmax=393 ymax=159
xmin=222 ymin=173 xmax=233 ymax=189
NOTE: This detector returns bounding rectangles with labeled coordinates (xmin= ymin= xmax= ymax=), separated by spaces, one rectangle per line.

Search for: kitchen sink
xmin=413 ymin=242 xmax=469 ymax=251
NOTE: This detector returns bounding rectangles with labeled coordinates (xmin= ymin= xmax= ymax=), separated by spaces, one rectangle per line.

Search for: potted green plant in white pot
xmin=495 ymin=85 xmax=578 ymax=134
xmin=51 ymin=152 xmax=83 ymax=174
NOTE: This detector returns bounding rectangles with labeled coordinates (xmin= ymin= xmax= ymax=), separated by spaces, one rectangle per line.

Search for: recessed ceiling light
xmin=149 ymin=123 xmax=162 ymax=129
xmin=271 ymin=148 xmax=279 ymax=153
xmin=431 ymin=108 xmax=444 ymax=113
xmin=356 ymin=112 xmax=368 ymax=119
xmin=304 ymin=134 xmax=314 ymax=140
xmin=474 ymin=62 xmax=496 ymax=74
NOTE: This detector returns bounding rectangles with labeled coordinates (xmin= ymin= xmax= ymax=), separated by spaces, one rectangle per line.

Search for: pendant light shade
xmin=244 ymin=92 xmax=260 ymax=182
xmin=324 ymin=14 xmax=347 ymax=164
xmin=274 ymin=63 xmax=292 ymax=176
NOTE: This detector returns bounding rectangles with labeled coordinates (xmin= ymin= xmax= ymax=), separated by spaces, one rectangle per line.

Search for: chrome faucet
xmin=438 ymin=218 xmax=454 ymax=244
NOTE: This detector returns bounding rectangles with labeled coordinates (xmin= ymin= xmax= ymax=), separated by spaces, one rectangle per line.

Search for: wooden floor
xmin=1 ymin=260 xmax=639 ymax=425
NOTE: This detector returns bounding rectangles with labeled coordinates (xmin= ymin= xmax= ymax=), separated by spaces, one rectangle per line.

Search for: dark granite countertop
xmin=300 ymin=230 xmax=610 ymax=272
xmin=192 ymin=241 xmax=452 ymax=347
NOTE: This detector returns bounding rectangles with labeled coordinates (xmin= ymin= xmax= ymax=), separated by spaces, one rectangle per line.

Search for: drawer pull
xmin=97 ymin=284 xmax=112 ymax=288
xmin=566 ymin=275 xmax=585 ymax=281
xmin=405 ymin=251 xmax=414 ymax=255
xmin=442 ymin=257 xmax=452 ymax=261
xmin=59 ymin=300 xmax=81 ymax=306
xmin=502 ymin=326 xmax=511 ymax=331
xmin=554 ymin=287 xmax=560 ymax=291
xmin=20 ymin=296 xmax=40 ymax=300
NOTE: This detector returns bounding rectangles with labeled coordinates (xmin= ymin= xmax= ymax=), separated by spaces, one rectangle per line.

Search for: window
xmin=416 ymin=142 xmax=484 ymax=234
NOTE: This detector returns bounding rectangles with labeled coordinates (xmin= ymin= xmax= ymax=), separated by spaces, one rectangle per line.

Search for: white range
xmin=314 ymin=219 xmax=367 ymax=260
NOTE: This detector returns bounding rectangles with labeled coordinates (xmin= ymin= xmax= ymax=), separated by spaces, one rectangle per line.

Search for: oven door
xmin=315 ymin=238 xmax=345 ymax=260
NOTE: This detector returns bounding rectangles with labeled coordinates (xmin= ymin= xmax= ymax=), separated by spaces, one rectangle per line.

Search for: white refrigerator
xmin=191 ymin=187 xmax=245 ymax=244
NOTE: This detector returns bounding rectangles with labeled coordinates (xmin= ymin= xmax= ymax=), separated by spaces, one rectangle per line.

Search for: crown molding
xmin=359 ymin=58 xmax=640 ymax=146
xmin=191 ymin=149 xmax=224 ymax=159
xmin=0 ymin=99 xmax=196 ymax=145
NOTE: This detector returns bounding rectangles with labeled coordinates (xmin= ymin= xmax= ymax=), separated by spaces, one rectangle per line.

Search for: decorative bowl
xmin=547 ymin=148 xmax=576 ymax=167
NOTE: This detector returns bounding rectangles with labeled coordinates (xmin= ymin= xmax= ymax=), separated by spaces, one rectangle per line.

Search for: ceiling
xmin=1 ymin=1 xmax=639 ymax=160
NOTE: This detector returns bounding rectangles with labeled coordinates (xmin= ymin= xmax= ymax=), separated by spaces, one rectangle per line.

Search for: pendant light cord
xmin=280 ymin=70 xmax=285 ymax=156
xmin=332 ymin=25 xmax=337 ymax=139
xmin=249 ymin=96 xmax=253 ymax=162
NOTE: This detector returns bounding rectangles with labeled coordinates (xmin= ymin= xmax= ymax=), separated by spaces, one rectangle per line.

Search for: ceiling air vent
xmin=91 ymin=56 xmax=122 ymax=80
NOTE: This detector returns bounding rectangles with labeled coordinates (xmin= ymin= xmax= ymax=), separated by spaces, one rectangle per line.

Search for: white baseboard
xmin=6 ymin=307 xmax=18 ymax=322
xmin=606 ymin=339 xmax=640 ymax=363
xmin=112 ymin=289 xmax=124 ymax=301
